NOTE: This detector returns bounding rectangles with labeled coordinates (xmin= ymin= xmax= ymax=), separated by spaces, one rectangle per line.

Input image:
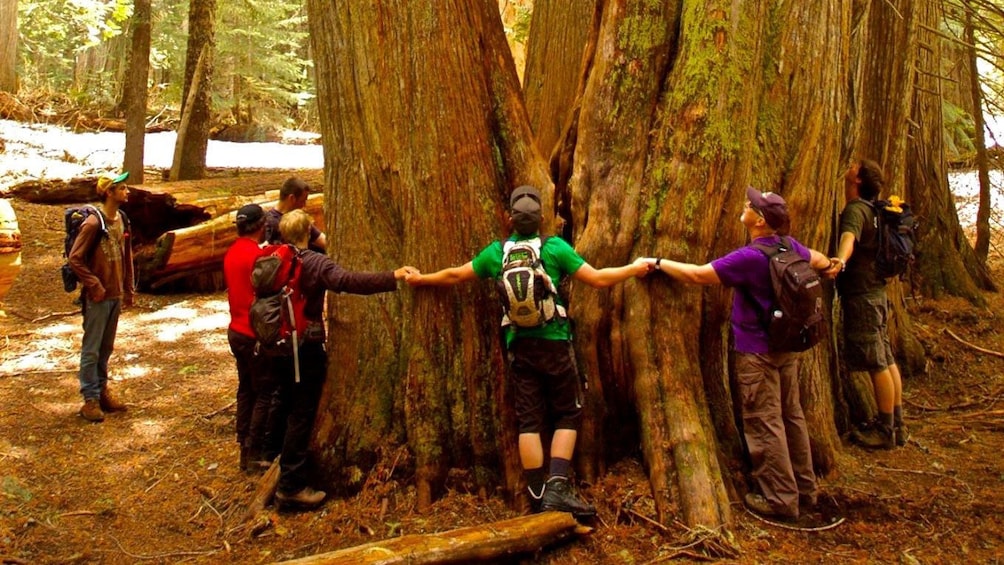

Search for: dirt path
xmin=1 ymin=198 xmax=1003 ymax=564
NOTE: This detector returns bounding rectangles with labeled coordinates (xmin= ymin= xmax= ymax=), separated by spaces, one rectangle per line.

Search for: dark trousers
xmin=228 ymin=329 xmax=276 ymax=456
xmin=273 ymin=342 xmax=327 ymax=494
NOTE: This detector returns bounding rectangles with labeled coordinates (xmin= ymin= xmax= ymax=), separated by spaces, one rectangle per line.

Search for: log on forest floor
xmin=138 ymin=193 xmax=324 ymax=291
xmin=274 ymin=511 xmax=588 ymax=564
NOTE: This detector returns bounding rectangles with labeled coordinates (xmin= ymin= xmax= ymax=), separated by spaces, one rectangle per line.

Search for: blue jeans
xmin=79 ymin=297 xmax=121 ymax=400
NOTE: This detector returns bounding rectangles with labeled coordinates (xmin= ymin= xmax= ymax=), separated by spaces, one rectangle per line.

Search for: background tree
xmin=122 ymin=0 xmax=151 ymax=183
xmin=0 ymin=0 xmax=16 ymax=93
xmin=172 ymin=0 xmax=216 ymax=180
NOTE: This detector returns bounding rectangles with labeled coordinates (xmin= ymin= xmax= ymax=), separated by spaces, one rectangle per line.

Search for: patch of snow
xmin=0 ymin=119 xmax=322 ymax=190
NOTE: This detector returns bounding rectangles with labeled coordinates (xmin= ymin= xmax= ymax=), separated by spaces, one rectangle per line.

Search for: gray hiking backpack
xmin=497 ymin=237 xmax=566 ymax=328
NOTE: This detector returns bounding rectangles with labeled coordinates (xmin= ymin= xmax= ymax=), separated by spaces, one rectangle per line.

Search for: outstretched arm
xmin=824 ymin=231 xmax=857 ymax=277
xmin=571 ymin=258 xmax=652 ymax=289
xmin=405 ymin=262 xmax=477 ymax=287
xmin=640 ymin=257 xmax=720 ymax=286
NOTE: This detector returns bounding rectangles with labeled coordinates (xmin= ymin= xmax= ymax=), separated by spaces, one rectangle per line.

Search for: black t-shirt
xmin=836 ymin=199 xmax=885 ymax=295
xmin=261 ymin=208 xmax=322 ymax=249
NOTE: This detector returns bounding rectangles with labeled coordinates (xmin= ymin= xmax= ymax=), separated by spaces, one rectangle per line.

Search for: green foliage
xmin=504 ymin=4 xmax=532 ymax=46
xmin=17 ymin=0 xmax=315 ymax=132
xmin=18 ymin=0 xmax=132 ymax=90
xmin=943 ymin=99 xmax=977 ymax=163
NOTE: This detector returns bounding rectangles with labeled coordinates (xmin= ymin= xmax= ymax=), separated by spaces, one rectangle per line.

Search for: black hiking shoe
xmin=540 ymin=477 xmax=596 ymax=519
xmin=851 ymin=418 xmax=895 ymax=450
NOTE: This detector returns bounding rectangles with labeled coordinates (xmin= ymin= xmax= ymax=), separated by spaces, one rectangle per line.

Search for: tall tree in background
xmin=306 ymin=0 xmax=551 ymax=510
xmin=174 ymin=0 xmax=216 ymax=180
xmin=122 ymin=0 xmax=151 ymax=183
xmin=0 ymin=0 xmax=16 ymax=92
xmin=964 ymin=3 xmax=993 ymax=264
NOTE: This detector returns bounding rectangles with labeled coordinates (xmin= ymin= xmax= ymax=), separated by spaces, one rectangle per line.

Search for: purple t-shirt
xmin=710 ymin=235 xmax=811 ymax=354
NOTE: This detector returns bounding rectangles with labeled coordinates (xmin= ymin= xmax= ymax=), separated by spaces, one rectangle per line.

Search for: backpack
xmin=60 ymin=205 xmax=129 ymax=293
xmin=868 ymin=197 xmax=917 ymax=281
xmin=496 ymin=237 xmax=566 ymax=328
xmin=747 ymin=237 xmax=826 ymax=353
xmin=249 ymin=244 xmax=309 ymax=378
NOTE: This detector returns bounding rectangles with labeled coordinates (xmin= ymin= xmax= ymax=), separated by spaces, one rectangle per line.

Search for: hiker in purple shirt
xmin=640 ymin=186 xmax=834 ymax=522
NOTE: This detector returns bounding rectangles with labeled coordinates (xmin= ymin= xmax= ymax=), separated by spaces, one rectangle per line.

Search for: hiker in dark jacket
xmin=827 ymin=159 xmax=906 ymax=450
xmin=68 ymin=171 xmax=135 ymax=423
xmin=640 ymin=187 xmax=832 ymax=522
xmin=269 ymin=209 xmax=416 ymax=509
xmin=262 ymin=176 xmax=326 ymax=252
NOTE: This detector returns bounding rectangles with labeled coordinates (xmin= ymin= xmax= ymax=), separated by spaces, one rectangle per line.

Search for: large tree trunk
xmin=307 ymin=0 xmax=551 ymax=510
xmin=0 ymin=0 xmax=15 ymax=93
xmin=123 ymin=0 xmax=152 ymax=184
xmin=522 ymin=0 xmax=597 ymax=164
xmin=175 ymin=0 xmax=216 ymax=180
xmin=964 ymin=8 xmax=993 ymax=265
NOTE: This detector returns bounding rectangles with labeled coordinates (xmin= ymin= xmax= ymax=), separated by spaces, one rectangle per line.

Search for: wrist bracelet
xmin=655 ymin=257 xmax=663 ymax=270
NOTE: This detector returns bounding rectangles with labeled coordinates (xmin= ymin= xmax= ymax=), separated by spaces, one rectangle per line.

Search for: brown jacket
xmin=68 ymin=210 xmax=135 ymax=303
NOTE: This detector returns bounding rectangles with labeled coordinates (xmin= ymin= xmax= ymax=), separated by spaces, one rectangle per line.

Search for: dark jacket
xmin=298 ymin=250 xmax=397 ymax=339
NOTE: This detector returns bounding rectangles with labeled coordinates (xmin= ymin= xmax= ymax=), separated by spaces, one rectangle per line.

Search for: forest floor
xmin=1 ymin=182 xmax=1004 ymax=564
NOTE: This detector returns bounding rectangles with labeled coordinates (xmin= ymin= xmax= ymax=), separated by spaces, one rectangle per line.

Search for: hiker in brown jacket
xmin=68 ymin=171 xmax=135 ymax=422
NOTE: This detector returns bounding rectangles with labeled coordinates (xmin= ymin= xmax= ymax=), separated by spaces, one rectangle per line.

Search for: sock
xmin=548 ymin=457 xmax=571 ymax=480
xmin=879 ymin=411 xmax=894 ymax=430
xmin=893 ymin=405 xmax=904 ymax=426
xmin=525 ymin=467 xmax=546 ymax=498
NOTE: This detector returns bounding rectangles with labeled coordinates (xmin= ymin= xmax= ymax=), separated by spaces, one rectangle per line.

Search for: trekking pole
xmin=285 ymin=292 xmax=301 ymax=383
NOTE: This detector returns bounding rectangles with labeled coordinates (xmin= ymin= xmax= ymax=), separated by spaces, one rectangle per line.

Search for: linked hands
xmin=394 ymin=266 xmax=420 ymax=280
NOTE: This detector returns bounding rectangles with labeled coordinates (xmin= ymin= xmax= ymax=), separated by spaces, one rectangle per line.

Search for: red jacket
xmin=223 ymin=237 xmax=264 ymax=338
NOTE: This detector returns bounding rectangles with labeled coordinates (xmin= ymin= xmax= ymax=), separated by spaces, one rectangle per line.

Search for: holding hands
xmin=394 ymin=266 xmax=420 ymax=280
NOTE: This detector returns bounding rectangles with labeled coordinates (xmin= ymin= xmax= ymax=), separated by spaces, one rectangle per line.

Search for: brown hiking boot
xmin=744 ymin=493 xmax=797 ymax=522
xmin=99 ymin=387 xmax=127 ymax=413
xmin=894 ymin=422 xmax=910 ymax=447
xmin=275 ymin=486 xmax=326 ymax=509
xmin=79 ymin=399 xmax=105 ymax=422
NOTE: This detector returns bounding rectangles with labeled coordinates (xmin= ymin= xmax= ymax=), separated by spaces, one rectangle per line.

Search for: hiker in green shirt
xmin=405 ymin=185 xmax=651 ymax=519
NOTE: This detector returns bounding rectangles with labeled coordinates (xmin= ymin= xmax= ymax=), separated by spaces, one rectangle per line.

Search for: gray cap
xmin=510 ymin=186 xmax=542 ymax=235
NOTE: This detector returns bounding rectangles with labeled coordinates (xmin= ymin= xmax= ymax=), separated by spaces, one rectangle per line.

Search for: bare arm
xmin=571 ymin=258 xmax=652 ymax=288
xmin=640 ymin=257 xmax=721 ymax=285
xmin=824 ymin=231 xmax=857 ymax=277
xmin=405 ymin=262 xmax=477 ymax=287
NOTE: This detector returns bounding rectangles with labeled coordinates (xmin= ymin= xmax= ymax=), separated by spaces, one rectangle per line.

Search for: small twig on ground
xmin=56 ymin=510 xmax=97 ymax=518
xmin=743 ymin=508 xmax=847 ymax=532
xmin=25 ymin=310 xmax=80 ymax=323
xmin=626 ymin=507 xmax=672 ymax=534
xmin=108 ymin=534 xmax=219 ymax=561
xmin=869 ymin=464 xmax=974 ymax=501
xmin=944 ymin=328 xmax=1004 ymax=359
xmin=201 ymin=401 xmax=236 ymax=419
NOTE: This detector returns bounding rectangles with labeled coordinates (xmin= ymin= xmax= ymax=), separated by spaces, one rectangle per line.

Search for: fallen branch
xmin=56 ymin=511 xmax=97 ymax=518
xmin=201 ymin=401 xmax=236 ymax=419
xmin=944 ymin=328 xmax=1004 ymax=359
xmin=274 ymin=511 xmax=586 ymax=564
xmin=243 ymin=458 xmax=280 ymax=523
xmin=108 ymin=534 xmax=219 ymax=561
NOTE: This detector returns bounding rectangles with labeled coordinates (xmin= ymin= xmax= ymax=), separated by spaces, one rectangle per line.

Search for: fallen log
xmin=274 ymin=511 xmax=588 ymax=565
xmin=138 ymin=193 xmax=324 ymax=291
xmin=245 ymin=458 xmax=281 ymax=521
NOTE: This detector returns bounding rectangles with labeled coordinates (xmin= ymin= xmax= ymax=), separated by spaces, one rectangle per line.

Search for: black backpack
xmin=496 ymin=237 xmax=566 ymax=328
xmin=868 ymin=197 xmax=917 ymax=281
xmin=746 ymin=237 xmax=826 ymax=353
xmin=60 ymin=205 xmax=129 ymax=292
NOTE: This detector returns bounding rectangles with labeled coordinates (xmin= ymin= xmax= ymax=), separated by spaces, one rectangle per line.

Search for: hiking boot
xmin=275 ymin=486 xmax=326 ymax=510
xmin=744 ymin=493 xmax=796 ymax=522
xmin=851 ymin=420 xmax=895 ymax=450
xmin=79 ymin=399 xmax=105 ymax=422
xmin=894 ymin=422 xmax=910 ymax=447
xmin=99 ymin=387 xmax=127 ymax=413
xmin=540 ymin=478 xmax=596 ymax=519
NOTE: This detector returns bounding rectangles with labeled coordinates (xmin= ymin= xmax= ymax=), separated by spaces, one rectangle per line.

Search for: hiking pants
xmin=78 ymin=297 xmax=121 ymax=401
xmin=228 ymin=329 xmax=272 ymax=452
xmin=736 ymin=352 xmax=816 ymax=518
xmin=275 ymin=342 xmax=326 ymax=495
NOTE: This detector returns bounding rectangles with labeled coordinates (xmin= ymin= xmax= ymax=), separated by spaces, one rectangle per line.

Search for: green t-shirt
xmin=471 ymin=234 xmax=586 ymax=346
xmin=837 ymin=199 xmax=885 ymax=295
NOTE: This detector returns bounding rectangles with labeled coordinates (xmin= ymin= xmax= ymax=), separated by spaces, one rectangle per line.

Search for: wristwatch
xmin=655 ymin=258 xmax=662 ymax=270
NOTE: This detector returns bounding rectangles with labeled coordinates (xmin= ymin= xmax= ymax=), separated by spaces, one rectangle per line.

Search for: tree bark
xmin=123 ymin=0 xmax=152 ymax=185
xmin=964 ymin=9 xmax=993 ymax=264
xmin=523 ymin=0 xmax=598 ymax=163
xmin=176 ymin=0 xmax=216 ymax=181
xmin=0 ymin=0 xmax=16 ymax=93
xmin=306 ymin=0 xmax=551 ymax=510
